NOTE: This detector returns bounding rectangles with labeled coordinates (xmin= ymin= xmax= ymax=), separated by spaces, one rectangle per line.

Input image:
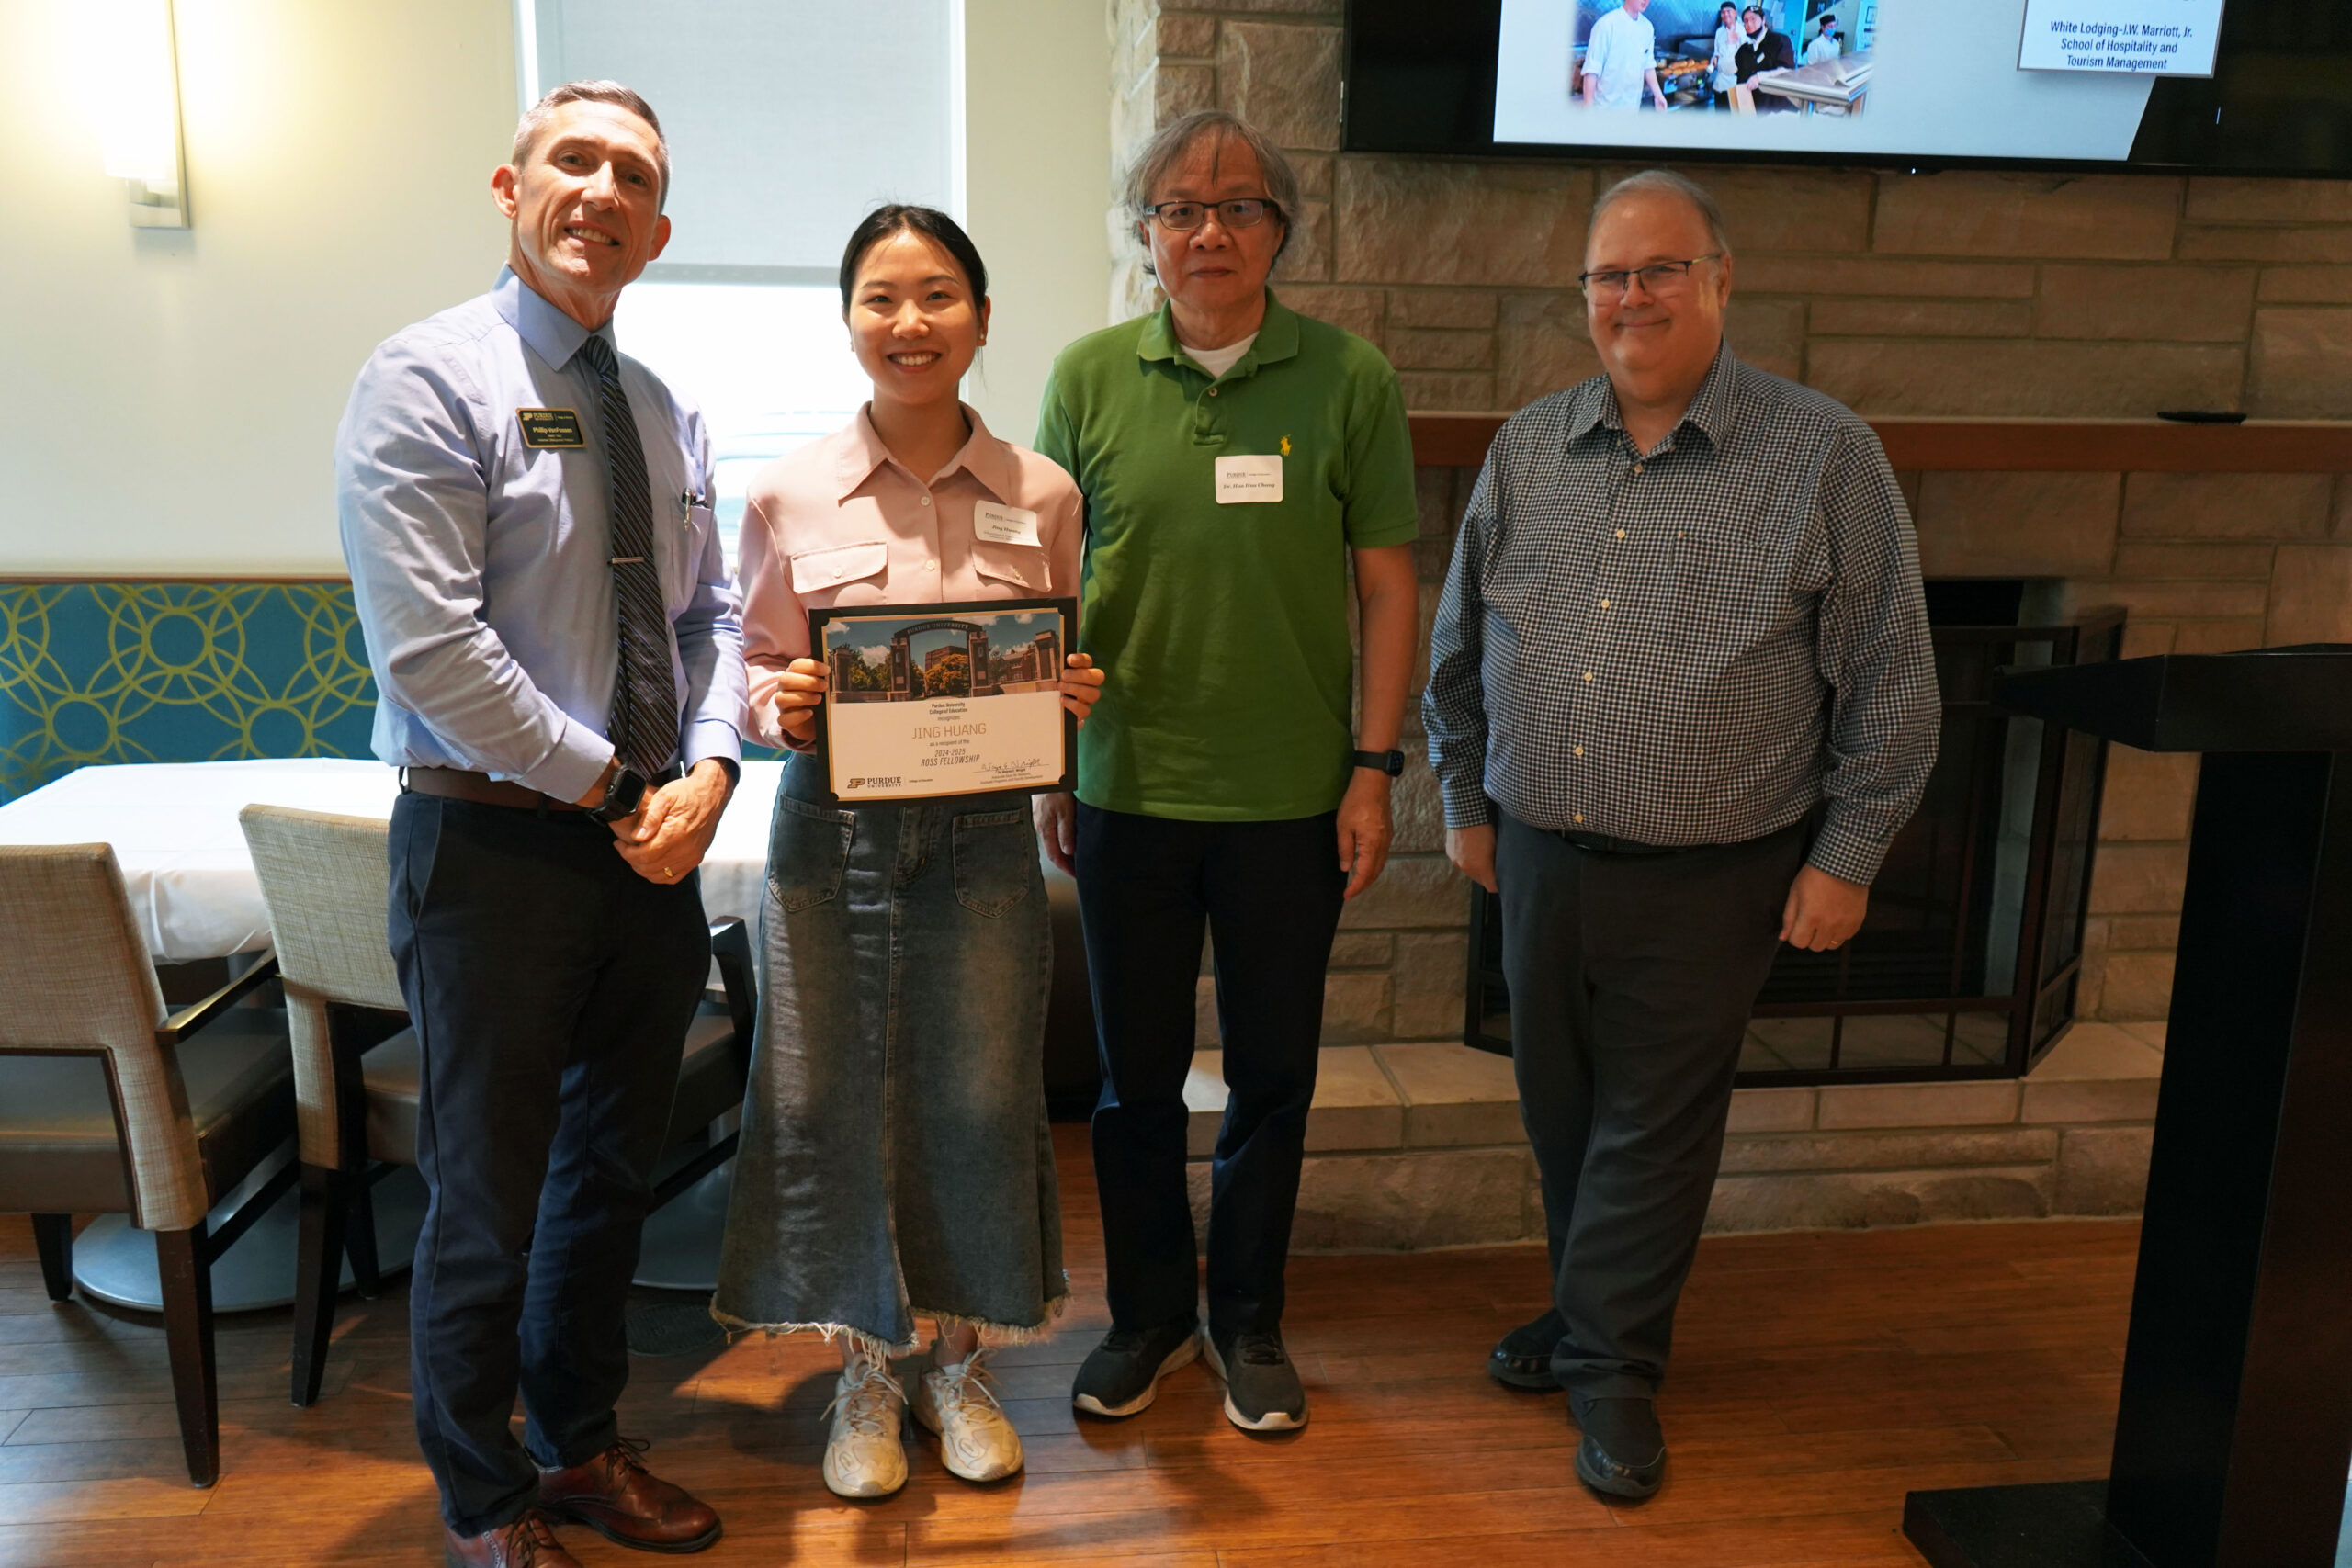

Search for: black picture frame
xmin=806 ymin=596 xmax=1080 ymax=808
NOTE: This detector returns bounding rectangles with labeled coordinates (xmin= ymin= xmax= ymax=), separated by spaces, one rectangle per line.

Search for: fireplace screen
xmin=1464 ymin=591 xmax=2124 ymax=1084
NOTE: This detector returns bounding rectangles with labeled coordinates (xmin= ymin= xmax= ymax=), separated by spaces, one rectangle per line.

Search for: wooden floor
xmin=0 ymin=1126 xmax=2136 ymax=1567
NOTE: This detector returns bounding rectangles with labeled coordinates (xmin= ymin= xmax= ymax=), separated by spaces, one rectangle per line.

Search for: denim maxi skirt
xmin=711 ymin=753 xmax=1066 ymax=1353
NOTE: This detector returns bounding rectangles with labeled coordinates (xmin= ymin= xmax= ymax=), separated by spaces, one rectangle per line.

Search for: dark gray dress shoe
xmin=1569 ymin=1393 xmax=1666 ymax=1500
xmin=1488 ymin=1306 xmax=1567 ymax=1390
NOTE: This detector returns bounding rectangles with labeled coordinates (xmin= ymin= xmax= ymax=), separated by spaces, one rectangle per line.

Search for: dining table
xmin=0 ymin=757 xmax=791 ymax=1308
xmin=0 ymin=757 xmax=785 ymax=963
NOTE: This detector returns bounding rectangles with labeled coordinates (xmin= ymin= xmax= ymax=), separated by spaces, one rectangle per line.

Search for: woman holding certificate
xmin=711 ymin=205 xmax=1102 ymax=1500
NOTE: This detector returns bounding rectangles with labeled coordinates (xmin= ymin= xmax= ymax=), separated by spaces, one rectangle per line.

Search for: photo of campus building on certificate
xmin=821 ymin=606 xmax=1066 ymax=703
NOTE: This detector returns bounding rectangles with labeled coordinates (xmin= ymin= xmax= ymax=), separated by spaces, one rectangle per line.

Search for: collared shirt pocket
xmin=971 ymin=539 xmax=1051 ymax=594
xmin=790 ymin=540 xmax=889 ymax=598
xmin=662 ymin=501 xmax=717 ymax=612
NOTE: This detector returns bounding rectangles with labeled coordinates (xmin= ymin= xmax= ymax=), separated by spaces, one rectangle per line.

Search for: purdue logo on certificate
xmin=808 ymin=597 xmax=1080 ymax=807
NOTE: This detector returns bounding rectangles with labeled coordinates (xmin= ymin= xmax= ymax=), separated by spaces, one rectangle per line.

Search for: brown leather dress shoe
xmin=538 ymin=1437 xmax=721 ymax=1554
xmin=445 ymin=1509 xmax=582 ymax=1568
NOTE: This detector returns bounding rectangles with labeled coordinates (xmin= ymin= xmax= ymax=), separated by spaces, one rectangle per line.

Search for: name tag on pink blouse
xmin=974 ymin=502 xmax=1041 ymax=546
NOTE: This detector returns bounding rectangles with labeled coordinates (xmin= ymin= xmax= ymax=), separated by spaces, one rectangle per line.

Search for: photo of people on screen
xmin=1523 ymin=0 xmax=1872 ymax=119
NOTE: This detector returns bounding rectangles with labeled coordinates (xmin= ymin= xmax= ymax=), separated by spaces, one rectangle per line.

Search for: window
xmin=517 ymin=0 xmax=964 ymax=563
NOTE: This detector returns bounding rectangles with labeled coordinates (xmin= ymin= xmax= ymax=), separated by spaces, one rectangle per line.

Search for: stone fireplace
xmin=1111 ymin=0 xmax=2352 ymax=1237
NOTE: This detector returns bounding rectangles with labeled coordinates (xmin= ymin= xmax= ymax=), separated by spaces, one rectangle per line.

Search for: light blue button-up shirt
xmin=336 ymin=268 xmax=743 ymax=801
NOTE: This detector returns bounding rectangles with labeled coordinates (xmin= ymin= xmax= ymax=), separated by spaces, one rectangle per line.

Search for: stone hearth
xmin=1182 ymin=1023 xmax=2163 ymax=1251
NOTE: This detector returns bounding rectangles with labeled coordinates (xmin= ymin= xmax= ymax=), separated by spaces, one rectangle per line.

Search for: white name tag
xmin=973 ymin=501 xmax=1041 ymax=546
xmin=1214 ymin=454 xmax=1283 ymax=504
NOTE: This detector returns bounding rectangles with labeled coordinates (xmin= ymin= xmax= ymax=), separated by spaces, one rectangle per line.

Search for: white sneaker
xmin=821 ymin=1355 xmax=909 ymax=1499
xmin=910 ymin=1347 xmax=1024 ymax=1483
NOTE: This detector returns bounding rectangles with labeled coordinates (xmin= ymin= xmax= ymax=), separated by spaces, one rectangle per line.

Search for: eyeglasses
xmin=1141 ymin=197 xmax=1283 ymax=232
xmin=1577 ymin=254 xmax=1723 ymax=301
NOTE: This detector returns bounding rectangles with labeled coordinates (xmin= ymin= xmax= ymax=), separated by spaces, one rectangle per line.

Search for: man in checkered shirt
xmin=1423 ymin=169 xmax=1938 ymax=1501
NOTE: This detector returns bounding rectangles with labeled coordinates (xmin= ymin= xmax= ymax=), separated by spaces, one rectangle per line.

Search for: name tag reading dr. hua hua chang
xmin=1215 ymin=454 xmax=1283 ymax=504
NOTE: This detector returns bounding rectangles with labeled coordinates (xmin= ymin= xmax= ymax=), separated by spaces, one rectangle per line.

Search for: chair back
xmin=0 ymin=843 xmax=207 ymax=1229
xmin=237 ymin=805 xmax=401 ymax=1169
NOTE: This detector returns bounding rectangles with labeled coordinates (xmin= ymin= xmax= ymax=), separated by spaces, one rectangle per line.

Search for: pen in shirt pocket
xmin=678 ymin=488 xmax=705 ymax=530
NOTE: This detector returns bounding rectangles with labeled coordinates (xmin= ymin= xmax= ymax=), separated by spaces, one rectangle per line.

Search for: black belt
xmin=1555 ymin=829 xmax=1683 ymax=856
xmin=1555 ymin=818 xmax=1811 ymax=857
xmin=402 ymin=763 xmax=681 ymax=814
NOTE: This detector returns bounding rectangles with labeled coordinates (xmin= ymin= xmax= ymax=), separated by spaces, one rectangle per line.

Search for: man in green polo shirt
xmin=1033 ymin=109 xmax=1420 ymax=1433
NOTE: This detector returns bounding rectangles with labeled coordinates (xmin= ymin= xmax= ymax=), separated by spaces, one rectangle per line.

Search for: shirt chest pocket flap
xmin=971 ymin=538 xmax=1048 ymax=592
xmin=790 ymin=540 xmax=889 ymax=595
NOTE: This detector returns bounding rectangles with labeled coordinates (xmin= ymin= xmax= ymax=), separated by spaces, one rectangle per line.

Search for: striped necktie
xmin=576 ymin=333 xmax=679 ymax=778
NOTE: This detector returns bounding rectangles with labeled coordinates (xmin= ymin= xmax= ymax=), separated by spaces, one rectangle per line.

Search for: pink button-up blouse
xmin=737 ymin=403 xmax=1084 ymax=748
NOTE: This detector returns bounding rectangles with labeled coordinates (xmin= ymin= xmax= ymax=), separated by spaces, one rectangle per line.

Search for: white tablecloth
xmin=0 ymin=758 xmax=786 ymax=962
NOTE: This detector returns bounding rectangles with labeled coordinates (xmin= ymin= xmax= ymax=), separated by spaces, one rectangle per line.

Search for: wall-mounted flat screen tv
xmin=1345 ymin=0 xmax=2352 ymax=176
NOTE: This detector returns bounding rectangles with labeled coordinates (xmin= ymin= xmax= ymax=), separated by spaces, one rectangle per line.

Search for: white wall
xmin=0 ymin=0 xmax=1110 ymax=575
xmin=962 ymin=0 xmax=1113 ymax=446
xmin=0 ymin=1 xmax=518 ymax=576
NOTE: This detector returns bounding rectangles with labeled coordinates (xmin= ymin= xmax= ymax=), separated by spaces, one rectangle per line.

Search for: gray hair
xmin=1122 ymin=111 xmax=1302 ymax=276
xmin=512 ymin=80 xmax=671 ymax=211
xmin=1590 ymin=169 xmax=1732 ymax=256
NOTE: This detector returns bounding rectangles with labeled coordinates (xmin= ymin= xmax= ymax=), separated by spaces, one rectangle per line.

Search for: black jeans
xmin=389 ymin=794 xmax=711 ymax=1536
xmin=1496 ymin=810 xmax=1806 ymax=1401
xmin=1075 ymin=804 xmax=1345 ymax=1336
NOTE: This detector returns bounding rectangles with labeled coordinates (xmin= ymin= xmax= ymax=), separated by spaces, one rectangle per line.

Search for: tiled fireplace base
xmin=1182 ymin=1022 xmax=2165 ymax=1251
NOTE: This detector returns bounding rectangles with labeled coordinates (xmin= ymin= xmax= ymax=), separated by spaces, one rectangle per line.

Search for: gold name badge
xmin=517 ymin=408 xmax=586 ymax=448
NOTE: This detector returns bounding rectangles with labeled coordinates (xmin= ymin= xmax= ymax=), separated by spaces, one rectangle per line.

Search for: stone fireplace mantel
xmin=1408 ymin=414 xmax=2352 ymax=472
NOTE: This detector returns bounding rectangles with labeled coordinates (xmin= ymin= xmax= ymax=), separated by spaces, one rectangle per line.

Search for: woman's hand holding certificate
xmin=772 ymin=657 xmax=829 ymax=743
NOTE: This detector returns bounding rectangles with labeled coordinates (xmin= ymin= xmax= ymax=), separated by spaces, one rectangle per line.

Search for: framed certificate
xmin=808 ymin=597 xmax=1079 ymax=806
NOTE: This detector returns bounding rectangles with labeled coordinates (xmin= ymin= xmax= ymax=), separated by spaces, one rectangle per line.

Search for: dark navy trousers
xmin=1075 ymin=804 xmax=1346 ymax=1337
xmin=388 ymin=793 xmax=709 ymax=1536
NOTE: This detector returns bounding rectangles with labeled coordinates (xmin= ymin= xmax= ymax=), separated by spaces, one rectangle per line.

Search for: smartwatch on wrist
xmin=587 ymin=761 xmax=650 ymax=822
xmin=1351 ymin=748 xmax=1406 ymax=777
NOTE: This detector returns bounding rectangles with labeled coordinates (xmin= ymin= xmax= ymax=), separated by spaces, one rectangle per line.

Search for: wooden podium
xmin=1904 ymin=648 xmax=2352 ymax=1568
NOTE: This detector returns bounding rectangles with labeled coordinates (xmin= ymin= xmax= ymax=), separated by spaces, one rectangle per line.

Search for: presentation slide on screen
xmin=1492 ymin=0 xmax=2224 ymax=159
xmin=2018 ymin=0 xmax=2223 ymax=74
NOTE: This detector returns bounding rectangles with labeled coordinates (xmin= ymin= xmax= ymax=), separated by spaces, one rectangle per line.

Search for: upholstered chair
xmin=0 ymin=843 xmax=297 ymax=1487
xmin=236 ymin=804 xmax=756 ymax=1407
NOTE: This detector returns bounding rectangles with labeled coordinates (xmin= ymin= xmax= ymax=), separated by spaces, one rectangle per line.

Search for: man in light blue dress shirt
xmin=336 ymin=80 xmax=737 ymax=1567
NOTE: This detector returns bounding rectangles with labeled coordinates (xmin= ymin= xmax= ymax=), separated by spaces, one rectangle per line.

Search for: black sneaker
xmin=1488 ymin=1305 xmax=1566 ymax=1390
xmin=1070 ymin=1317 xmax=1199 ymax=1418
xmin=1203 ymin=1327 xmax=1307 ymax=1432
xmin=1569 ymin=1393 xmax=1666 ymax=1500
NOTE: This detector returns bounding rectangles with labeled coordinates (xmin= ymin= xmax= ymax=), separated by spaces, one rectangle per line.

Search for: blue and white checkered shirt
xmin=1421 ymin=346 xmax=1939 ymax=885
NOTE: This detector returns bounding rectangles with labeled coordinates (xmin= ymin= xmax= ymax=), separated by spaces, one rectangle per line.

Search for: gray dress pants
xmin=1496 ymin=810 xmax=1807 ymax=1401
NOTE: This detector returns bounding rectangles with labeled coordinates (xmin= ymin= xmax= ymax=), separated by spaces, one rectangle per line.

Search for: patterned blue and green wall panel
xmin=1 ymin=581 xmax=377 ymax=804
xmin=1 ymin=580 xmax=780 ymax=806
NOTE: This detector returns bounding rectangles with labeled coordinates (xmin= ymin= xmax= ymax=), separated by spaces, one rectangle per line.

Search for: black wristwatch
xmin=587 ymin=761 xmax=650 ymax=822
xmin=1351 ymin=748 xmax=1406 ymax=777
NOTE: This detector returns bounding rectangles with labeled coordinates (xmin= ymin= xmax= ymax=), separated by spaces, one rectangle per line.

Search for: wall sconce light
xmin=88 ymin=0 xmax=191 ymax=228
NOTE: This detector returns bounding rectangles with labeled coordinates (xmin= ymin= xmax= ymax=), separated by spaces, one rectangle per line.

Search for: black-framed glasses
xmin=1577 ymin=254 xmax=1723 ymax=300
xmin=1141 ymin=197 xmax=1283 ymax=232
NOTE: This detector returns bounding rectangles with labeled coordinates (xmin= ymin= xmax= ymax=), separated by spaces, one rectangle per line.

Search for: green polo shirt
xmin=1035 ymin=291 xmax=1419 ymax=821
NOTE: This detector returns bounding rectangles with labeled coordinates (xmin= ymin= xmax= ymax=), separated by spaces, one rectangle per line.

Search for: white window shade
xmin=525 ymin=0 xmax=962 ymax=283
